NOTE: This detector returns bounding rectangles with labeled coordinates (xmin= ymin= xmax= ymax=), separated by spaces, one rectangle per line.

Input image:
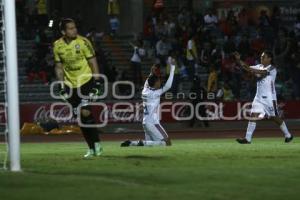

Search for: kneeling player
xmin=121 ymin=59 xmax=176 ymax=147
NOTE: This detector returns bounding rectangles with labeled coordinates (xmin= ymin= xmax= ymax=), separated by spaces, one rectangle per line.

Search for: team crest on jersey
xmin=75 ymin=44 xmax=80 ymax=54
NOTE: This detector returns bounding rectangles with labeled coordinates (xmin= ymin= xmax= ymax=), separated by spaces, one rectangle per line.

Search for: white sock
xmin=280 ymin=122 xmax=291 ymax=138
xmin=130 ymin=141 xmax=139 ymax=146
xmin=143 ymin=141 xmax=166 ymax=146
xmin=245 ymin=122 xmax=256 ymax=142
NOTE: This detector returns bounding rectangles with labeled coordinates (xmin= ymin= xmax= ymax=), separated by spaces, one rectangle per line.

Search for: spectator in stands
xmin=130 ymin=40 xmax=146 ymax=87
xmin=49 ymin=9 xmax=61 ymax=39
xmin=143 ymin=16 xmax=156 ymax=47
xmin=238 ymin=34 xmax=250 ymax=57
xmin=273 ymin=28 xmax=291 ymax=68
xmin=186 ymin=33 xmax=198 ymax=79
xmin=86 ymin=27 xmax=104 ymax=52
xmin=166 ymin=15 xmax=177 ymax=38
xmin=178 ymin=7 xmax=191 ymax=28
xmin=200 ymin=42 xmax=213 ymax=69
xmin=250 ymin=34 xmax=266 ymax=55
xmin=153 ymin=0 xmax=165 ymax=15
xmin=154 ymin=19 xmax=167 ymax=37
xmin=109 ymin=14 xmax=120 ymax=37
xmin=271 ymin=6 xmax=282 ymax=36
xmin=294 ymin=14 xmax=300 ymax=38
xmin=244 ymin=51 xmax=258 ymax=66
xmin=35 ymin=0 xmax=48 ymax=27
xmin=238 ymin=8 xmax=249 ymax=32
xmin=156 ymin=35 xmax=171 ymax=66
xmin=207 ymin=66 xmax=218 ymax=94
xmin=118 ymin=70 xmax=132 ymax=96
xmin=140 ymin=4 xmax=300 ymax=101
xmin=222 ymin=82 xmax=234 ymax=101
xmin=189 ymin=76 xmax=209 ymax=128
xmin=73 ymin=10 xmax=83 ymax=31
xmin=221 ymin=54 xmax=236 ymax=81
xmin=25 ymin=53 xmax=48 ymax=84
xmin=223 ymin=36 xmax=236 ymax=54
xmin=225 ymin=10 xmax=238 ymax=37
xmin=108 ymin=0 xmax=120 ymax=16
xmin=258 ymin=10 xmax=274 ymax=47
xmin=204 ymin=8 xmax=218 ymax=30
xmin=211 ymin=43 xmax=225 ymax=69
xmin=44 ymin=51 xmax=55 ymax=82
xmin=290 ymin=41 xmax=300 ymax=99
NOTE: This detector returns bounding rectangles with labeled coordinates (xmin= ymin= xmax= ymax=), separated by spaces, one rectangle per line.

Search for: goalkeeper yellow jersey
xmin=53 ymin=35 xmax=95 ymax=88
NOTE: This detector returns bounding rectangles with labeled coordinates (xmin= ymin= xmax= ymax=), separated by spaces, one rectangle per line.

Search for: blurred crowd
xmin=138 ymin=2 xmax=300 ymax=101
xmin=17 ymin=0 xmax=56 ymax=85
xmin=15 ymin=0 xmax=300 ymax=101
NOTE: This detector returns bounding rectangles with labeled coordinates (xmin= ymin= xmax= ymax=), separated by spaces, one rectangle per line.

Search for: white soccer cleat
xmin=83 ymin=149 xmax=95 ymax=158
xmin=94 ymin=142 xmax=103 ymax=156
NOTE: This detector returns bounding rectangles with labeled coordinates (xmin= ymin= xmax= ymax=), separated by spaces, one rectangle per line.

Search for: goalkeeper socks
xmin=280 ymin=122 xmax=291 ymax=138
xmin=81 ymin=129 xmax=94 ymax=149
xmin=245 ymin=121 xmax=256 ymax=142
xmin=89 ymin=128 xmax=100 ymax=147
xmin=81 ymin=114 xmax=100 ymax=149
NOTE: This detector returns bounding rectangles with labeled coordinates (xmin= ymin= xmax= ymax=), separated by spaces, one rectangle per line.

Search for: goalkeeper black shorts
xmin=65 ymin=78 xmax=94 ymax=108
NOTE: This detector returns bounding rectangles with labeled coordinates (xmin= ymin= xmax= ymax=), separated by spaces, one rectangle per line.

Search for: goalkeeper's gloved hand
xmin=58 ymin=85 xmax=68 ymax=102
xmin=89 ymin=79 xmax=103 ymax=100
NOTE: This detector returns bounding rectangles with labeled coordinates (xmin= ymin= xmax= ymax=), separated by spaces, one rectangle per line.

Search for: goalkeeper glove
xmin=89 ymin=79 xmax=103 ymax=99
xmin=58 ymin=85 xmax=68 ymax=102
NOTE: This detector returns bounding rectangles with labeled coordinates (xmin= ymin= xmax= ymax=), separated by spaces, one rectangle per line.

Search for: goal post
xmin=4 ymin=0 xmax=21 ymax=172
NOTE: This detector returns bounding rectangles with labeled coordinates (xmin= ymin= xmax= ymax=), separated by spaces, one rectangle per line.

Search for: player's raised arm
xmin=233 ymin=52 xmax=268 ymax=75
xmin=161 ymin=57 xmax=176 ymax=93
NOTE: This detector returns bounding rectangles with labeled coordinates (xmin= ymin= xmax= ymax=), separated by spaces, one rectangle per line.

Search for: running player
xmin=53 ymin=18 xmax=103 ymax=157
xmin=121 ymin=58 xmax=176 ymax=147
xmin=233 ymin=50 xmax=293 ymax=144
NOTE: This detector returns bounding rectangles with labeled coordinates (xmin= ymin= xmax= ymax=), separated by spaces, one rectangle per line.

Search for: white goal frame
xmin=4 ymin=0 xmax=21 ymax=172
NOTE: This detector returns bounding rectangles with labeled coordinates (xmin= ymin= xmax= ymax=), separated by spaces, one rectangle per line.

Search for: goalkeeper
xmin=53 ymin=18 xmax=103 ymax=158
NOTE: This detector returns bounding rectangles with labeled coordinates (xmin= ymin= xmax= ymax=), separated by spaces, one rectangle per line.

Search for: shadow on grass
xmin=104 ymin=155 xmax=168 ymax=160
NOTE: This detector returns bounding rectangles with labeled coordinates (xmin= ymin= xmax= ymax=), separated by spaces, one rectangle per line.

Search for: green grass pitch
xmin=1 ymin=138 xmax=300 ymax=200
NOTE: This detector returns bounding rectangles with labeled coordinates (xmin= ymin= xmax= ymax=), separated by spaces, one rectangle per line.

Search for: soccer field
xmin=1 ymin=138 xmax=300 ymax=200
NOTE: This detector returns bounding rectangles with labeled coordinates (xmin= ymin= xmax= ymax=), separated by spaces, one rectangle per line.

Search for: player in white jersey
xmin=233 ymin=50 xmax=293 ymax=144
xmin=121 ymin=58 xmax=176 ymax=147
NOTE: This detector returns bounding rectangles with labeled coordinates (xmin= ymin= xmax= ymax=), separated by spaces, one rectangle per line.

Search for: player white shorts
xmin=251 ymin=98 xmax=278 ymax=118
xmin=143 ymin=123 xmax=169 ymax=141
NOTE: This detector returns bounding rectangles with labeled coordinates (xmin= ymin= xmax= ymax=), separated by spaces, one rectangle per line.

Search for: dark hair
xmin=263 ymin=50 xmax=274 ymax=64
xmin=147 ymin=74 xmax=159 ymax=87
xmin=263 ymin=50 xmax=273 ymax=60
xmin=59 ymin=18 xmax=75 ymax=31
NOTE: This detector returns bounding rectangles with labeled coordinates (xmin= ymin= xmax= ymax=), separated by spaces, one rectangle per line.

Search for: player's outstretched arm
xmin=88 ymin=57 xmax=104 ymax=98
xmin=161 ymin=58 xmax=176 ymax=93
xmin=55 ymin=62 xmax=64 ymax=84
xmin=233 ymin=52 xmax=268 ymax=75
xmin=55 ymin=62 xmax=69 ymax=101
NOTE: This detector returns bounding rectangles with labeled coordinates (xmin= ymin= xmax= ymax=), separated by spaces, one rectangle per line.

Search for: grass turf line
xmin=0 ymin=138 xmax=300 ymax=200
